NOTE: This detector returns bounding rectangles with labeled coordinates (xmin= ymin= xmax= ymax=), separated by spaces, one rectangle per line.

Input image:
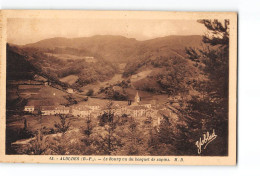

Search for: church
xmin=125 ymin=91 xmax=152 ymax=117
xmin=131 ymin=91 xmax=141 ymax=106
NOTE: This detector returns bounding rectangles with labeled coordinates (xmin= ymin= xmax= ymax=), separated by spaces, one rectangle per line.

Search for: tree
xmin=81 ymin=115 xmax=95 ymax=153
xmin=25 ymin=129 xmax=48 ymax=155
xmin=148 ymin=114 xmax=177 ymax=155
xmin=86 ymin=89 xmax=94 ymax=96
xmin=23 ymin=118 xmax=28 ymax=130
xmin=87 ymin=101 xmax=122 ymax=155
xmin=177 ymin=19 xmax=230 ymax=155
xmin=84 ymin=115 xmax=92 ymax=136
xmin=48 ymin=131 xmax=87 ymax=155
xmin=113 ymin=117 xmax=148 ymax=155
xmin=198 ymin=19 xmax=229 ymax=47
xmin=186 ymin=19 xmax=229 ymax=100
xmin=54 ymin=114 xmax=71 ymax=134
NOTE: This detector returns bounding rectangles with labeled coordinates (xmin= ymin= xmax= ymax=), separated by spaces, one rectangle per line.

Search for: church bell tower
xmin=135 ymin=91 xmax=140 ymax=103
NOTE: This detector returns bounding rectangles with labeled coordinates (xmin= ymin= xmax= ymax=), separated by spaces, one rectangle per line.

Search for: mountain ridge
xmin=20 ymin=35 xmax=202 ymax=63
xmin=22 ymin=34 xmax=202 ymax=47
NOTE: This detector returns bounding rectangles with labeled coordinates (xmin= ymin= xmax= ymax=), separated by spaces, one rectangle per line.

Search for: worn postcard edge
xmin=0 ymin=10 xmax=237 ymax=165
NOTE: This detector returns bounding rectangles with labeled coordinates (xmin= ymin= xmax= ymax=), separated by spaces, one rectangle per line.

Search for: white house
xmin=87 ymin=105 xmax=100 ymax=111
xmin=129 ymin=105 xmax=147 ymax=117
xmin=71 ymin=106 xmax=92 ymax=117
xmin=24 ymin=106 xmax=34 ymax=113
xmin=40 ymin=106 xmax=69 ymax=115
xmin=56 ymin=106 xmax=70 ymax=115
xmin=67 ymin=88 xmax=74 ymax=94
xmin=40 ymin=106 xmax=55 ymax=115
xmin=143 ymin=104 xmax=152 ymax=108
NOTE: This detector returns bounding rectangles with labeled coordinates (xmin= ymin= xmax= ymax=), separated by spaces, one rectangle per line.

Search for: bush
xmin=86 ymin=89 xmax=94 ymax=96
xmin=54 ymin=114 xmax=71 ymax=134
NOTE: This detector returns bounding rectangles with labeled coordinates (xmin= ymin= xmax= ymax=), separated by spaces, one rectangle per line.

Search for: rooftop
xmin=130 ymin=105 xmax=148 ymax=110
xmin=24 ymin=106 xmax=34 ymax=108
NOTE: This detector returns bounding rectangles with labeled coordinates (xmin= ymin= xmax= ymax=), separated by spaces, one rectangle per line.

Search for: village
xmin=23 ymin=91 xmax=176 ymax=127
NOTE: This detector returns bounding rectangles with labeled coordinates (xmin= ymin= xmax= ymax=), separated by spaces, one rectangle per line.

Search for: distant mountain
xmin=23 ymin=35 xmax=203 ymax=63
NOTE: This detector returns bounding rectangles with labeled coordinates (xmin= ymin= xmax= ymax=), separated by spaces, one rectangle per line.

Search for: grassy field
xmin=45 ymin=53 xmax=85 ymax=60
xmin=27 ymin=85 xmax=69 ymax=105
xmin=80 ymin=74 xmax=125 ymax=95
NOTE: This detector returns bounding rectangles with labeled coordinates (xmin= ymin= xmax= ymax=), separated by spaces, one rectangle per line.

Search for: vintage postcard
xmin=0 ymin=10 xmax=237 ymax=165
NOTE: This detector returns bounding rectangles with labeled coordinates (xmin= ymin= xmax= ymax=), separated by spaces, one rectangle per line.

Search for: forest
xmin=7 ymin=45 xmax=118 ymax=89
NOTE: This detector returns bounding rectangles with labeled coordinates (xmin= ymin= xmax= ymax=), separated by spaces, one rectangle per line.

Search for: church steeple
xmin=135 ymin=91 xmax=140 ymax=103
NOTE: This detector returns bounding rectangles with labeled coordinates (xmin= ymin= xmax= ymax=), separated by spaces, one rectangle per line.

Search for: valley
xmin=5 ymin=34 xmax=209 ymax=155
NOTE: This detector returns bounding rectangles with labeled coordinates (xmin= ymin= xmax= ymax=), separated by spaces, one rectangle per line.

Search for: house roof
xmin=40 ymin=106 xmax=70 ymax=111
xmin=73 ymin=106 xmax=92 ymax=111
xmin=25 ymin=106 xmax=34 ymax=108
xmin=40 ymin=106 xmax=55 ymax=111
xmin=55 ymin=106 xmax=70 ymax=110
xmin=71 ymin=104 xmax=92 ymax=110
xmin=130 ymin=105 xmax=147 ymax=110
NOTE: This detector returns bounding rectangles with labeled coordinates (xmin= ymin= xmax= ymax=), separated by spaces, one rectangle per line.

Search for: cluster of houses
xmin=24 ymin=92 xmax=174 ymax=126
xmin=40 ymin=106 xmax=70 ymax=116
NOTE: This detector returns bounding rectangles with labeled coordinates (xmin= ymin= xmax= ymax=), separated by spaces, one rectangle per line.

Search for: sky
xmin=7 ymin=18 xmax=206 ymax=45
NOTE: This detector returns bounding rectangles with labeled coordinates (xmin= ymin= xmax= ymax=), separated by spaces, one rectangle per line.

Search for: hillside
xmin=7 ymin=44 xmax=118 ymax=89
xmin=23 ymin=35 xmax=203 ymax=63
xmin=24 ymin=35 xmax=139 ymax=63
xmin=7 ymin=35 xmax=205 ymax=97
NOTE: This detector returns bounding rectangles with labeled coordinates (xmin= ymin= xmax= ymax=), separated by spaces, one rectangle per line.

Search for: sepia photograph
xmin=0 ymin=10 xmax=237 ymax=165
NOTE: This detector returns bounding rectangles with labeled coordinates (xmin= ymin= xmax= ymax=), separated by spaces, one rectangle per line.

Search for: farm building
xmin=40 ymin=106 xmax=55 ymax=115
xmin=24 ymin=106 xmax=35 ymax=113
xmin=40 ymin=106 xmax=69 ymax=115
xmin=71 ymin=105 xmax=92 ymax=117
